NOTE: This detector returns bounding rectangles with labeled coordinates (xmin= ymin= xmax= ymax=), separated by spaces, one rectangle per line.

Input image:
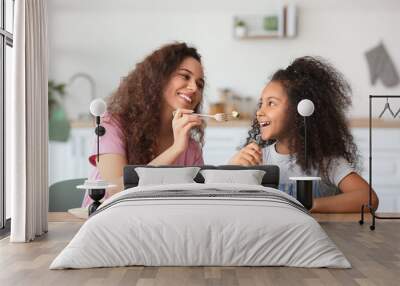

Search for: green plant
xmin=236 ymin=20 xmax=246 ymax=27
xmin=48 ymin=80 xmax=66 ymax=117
xmin=48 ymin=80 xmax=71 ymax=141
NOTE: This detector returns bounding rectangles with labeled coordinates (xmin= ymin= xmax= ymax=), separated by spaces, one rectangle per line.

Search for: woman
xmin=229 ymin=56 xmax=379 ymax=213
xmin=83 ymin=42 xmax=205 ymax=207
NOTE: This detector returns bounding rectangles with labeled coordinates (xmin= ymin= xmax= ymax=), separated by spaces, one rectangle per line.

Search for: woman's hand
xmin=228 ymin=142 xmax=262 ymax=166
xmin=171 ymin=109 xmax=202 ymax=153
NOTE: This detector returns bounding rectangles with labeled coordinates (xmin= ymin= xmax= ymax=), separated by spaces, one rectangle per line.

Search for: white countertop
xmin=70 ymin=118 xmax=400 ymax=129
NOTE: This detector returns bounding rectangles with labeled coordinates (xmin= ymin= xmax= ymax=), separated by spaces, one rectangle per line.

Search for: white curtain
xmin=8 ymin=0 xmax=48 ymax=242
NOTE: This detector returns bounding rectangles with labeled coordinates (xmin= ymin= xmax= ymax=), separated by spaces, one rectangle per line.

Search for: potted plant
xmin=48 ymin=80 xmax=71 ymax=142
xmin=235 ymin=20 xmax=247 ymax=38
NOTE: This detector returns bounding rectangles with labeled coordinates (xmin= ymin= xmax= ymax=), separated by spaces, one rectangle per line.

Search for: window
xmin=0 ymin=0 xmax=14 ymax=235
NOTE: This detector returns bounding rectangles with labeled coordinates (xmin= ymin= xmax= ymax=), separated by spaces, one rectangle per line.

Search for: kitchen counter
xmin=69 ymin=119 xmax=254 ymax=128
xmin=349 ymin=118 xmax=400 ymax=128
xmin=70 ymin=119 xmax=95 ymax=128
xmin=70 ymin=118 xmax=400 ymax=129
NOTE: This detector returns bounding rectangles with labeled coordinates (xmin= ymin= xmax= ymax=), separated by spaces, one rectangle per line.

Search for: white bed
xmin=50 ymin=183 xmax=351 ymax=269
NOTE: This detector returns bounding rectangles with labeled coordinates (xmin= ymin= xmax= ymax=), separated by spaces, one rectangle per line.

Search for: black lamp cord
xmin=304 ymin=116 xmax=308 ymax=174
xmin=96 ymin=116 xmax=100 ymax=164
xmin=94 ymin=116 xmax=106 ymax=164
xmin=97 ymin=128 xmax=100 ymax=164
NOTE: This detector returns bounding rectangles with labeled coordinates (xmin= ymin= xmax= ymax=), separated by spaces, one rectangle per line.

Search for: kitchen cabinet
xmin=203 ymin=126 xmax=249 ymax=165
xmin=205 ymin=126 xmax=400 ymax=212
xmin=352 ymin=128 xmax=400 ymax=212
xmin=49 ymin=128 xmax=94 ymax=186
xmin=49 ymin=124 xmax=400 ymax=212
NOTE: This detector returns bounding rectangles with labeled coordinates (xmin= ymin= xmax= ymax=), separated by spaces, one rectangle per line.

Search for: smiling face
xmin=162 ymin=57 xmax=205 ymax=112
xmin=256 ymin=81 xmax=292 ymax=142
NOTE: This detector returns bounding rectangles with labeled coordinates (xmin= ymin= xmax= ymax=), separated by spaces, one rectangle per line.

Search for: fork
xmin=194 ymin=113 xmax=229 ymax=122
xmin=195 ymin=110 xmax=240 ymax=122
xmin=173 ymin=110 xmax=240 ymax=122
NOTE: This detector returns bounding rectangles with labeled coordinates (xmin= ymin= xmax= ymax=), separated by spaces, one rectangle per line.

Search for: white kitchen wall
xmin=48 ymin=0 xmax=400 ymax=118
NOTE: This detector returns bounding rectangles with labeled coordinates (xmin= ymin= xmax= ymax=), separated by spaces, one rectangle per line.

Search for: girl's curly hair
xmin=107 ymin=42 xmax=204 ymax=164
xmin=246 ymin=56 xmax=359 ymax=182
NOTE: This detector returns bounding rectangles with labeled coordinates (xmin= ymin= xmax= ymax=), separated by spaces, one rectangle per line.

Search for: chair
xmin=49 ymin=178 xmax=86 ymax=212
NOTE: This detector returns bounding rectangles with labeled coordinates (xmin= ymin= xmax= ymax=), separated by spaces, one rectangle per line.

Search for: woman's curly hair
xmin=107 ymin=42 xmax=204 ymax=164
xmin=246 ymin=56 xmax=359 ymax=182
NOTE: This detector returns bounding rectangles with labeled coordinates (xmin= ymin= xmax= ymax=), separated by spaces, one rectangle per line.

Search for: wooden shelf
xmin=233 ymin=5 xmax=297 ymax=40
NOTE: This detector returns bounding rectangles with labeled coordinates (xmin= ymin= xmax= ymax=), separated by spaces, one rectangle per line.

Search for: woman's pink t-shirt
xmin=82 ymin=113 xmax=204 ymax=207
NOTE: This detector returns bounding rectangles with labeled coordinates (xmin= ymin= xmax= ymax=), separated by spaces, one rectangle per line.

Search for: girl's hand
xmin=171 ymin=109 xmax=202 ymax=153
xmin=228 ymin=142 xmax=262 ymax=166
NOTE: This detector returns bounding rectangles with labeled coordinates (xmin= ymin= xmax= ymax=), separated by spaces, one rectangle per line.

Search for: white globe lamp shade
xmin=297 ymin=99 xmax=315 ymax=117
xmin=90 ymin=98 xmax=107 ymax=117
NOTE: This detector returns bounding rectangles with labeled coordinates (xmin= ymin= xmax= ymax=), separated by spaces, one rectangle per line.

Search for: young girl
xmin=229 ymin=56 xmax=379 ymax=213
xmin=82 ymin=42 xmax=205 ymax=207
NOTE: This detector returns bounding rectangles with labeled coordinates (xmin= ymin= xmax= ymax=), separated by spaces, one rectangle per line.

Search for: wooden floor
xmin=0 ymin=214 xmax=399 ymax=286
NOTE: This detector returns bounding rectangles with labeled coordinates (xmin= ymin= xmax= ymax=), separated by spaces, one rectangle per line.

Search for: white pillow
xmin=200 ymin=169 xmax=266 ymax=185
xmin=135 ymin=167 xmax=201 ymax=186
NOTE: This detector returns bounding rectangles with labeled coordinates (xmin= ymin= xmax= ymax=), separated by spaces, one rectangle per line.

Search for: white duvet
xmin=50 ymin=183 xmax=351 ymax=269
